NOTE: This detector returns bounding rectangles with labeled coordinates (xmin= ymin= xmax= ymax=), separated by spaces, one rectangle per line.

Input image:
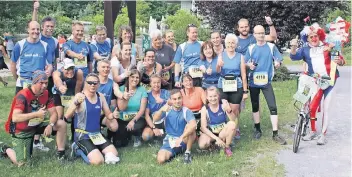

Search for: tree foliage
xmin=195 ymin=1 xmax=349 ymax=48
xmin=166 ymin=10 xmax=204 ymax=44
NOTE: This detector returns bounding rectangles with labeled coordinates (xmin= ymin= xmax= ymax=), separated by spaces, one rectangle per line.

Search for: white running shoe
xmin=105 ymin=153 xmax=120 ymax=164
xmin=317 ymin=134 xmax=327 ymax=145
xmin=302 ymin=131 xmax=318 ymax=141
xmin=33 ymin=142 xmax=50 ymax=152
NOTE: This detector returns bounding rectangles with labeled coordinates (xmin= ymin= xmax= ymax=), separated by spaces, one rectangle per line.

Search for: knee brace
xmin=252 ymin=102 xmax=260 ymax=113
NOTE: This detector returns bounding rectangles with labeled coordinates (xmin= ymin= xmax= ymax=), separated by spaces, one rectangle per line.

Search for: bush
xmin=273 ymin=65 xmax=292 ymax=82
xmin=166 ymin=10 xmax=202 ymax=44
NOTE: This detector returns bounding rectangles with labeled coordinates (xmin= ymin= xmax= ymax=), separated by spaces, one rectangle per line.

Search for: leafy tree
xmin=195 ymin=1 xmax=349 ymax=48
xmin=165 ymin=10 xmax=202 ymax=44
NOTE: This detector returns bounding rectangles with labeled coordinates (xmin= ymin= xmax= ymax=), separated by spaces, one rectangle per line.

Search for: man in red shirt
xmin=4 ymin=71 xmax=67 ymax=165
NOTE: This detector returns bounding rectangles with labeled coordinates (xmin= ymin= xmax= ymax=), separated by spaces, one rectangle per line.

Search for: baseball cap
xmin=63 ymin=58 xmax=75 ymax=69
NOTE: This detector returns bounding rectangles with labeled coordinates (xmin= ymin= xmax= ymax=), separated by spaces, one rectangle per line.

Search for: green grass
xmin=0 ymin=79 xmax=298 ymax=177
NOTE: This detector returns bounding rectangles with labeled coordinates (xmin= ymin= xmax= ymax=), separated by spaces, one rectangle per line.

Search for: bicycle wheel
xmin=293 ymin=114 xmax=304 ymax=153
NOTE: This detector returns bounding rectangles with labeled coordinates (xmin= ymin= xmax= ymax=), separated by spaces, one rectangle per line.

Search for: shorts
xmin=47 ymin=76 xmax=54 ymax=98
xmin=160 ymin=137 xmax=187 ymax=157
xmin=53 ymin=94 xmax=62 ymax=106
xmin=11 ymin=123 xmax=57 ymax=162
xmin=219 ymin=87 xmax=244 ymax=104
xmin=76 ymin=138 xmax=112 ymax=155
xmin=0 ymin=142 xmax=11 ymax=158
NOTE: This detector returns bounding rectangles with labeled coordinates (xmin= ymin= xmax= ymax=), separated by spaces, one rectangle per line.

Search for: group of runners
xmin=0 ymin=1 xmax=345 ymax=166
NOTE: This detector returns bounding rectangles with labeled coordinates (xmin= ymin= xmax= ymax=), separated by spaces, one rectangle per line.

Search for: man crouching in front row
xmin=153 ymin=89 xmax=197 ymax=164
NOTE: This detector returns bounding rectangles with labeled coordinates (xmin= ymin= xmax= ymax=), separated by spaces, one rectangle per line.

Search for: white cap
xmin=63 ymin=58 xmax=75 ymax=69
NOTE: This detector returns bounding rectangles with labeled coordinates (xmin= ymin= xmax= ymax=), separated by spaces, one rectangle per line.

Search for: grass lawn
xmin=0 ymin=78 xmax=298 ymax=177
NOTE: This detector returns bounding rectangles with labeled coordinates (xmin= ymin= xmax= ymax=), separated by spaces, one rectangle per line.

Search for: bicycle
xmin=292 ymin=73 xmax=330 ymax=153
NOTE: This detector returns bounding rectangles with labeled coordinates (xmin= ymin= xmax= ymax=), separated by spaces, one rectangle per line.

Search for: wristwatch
xmin=49 ymin=123 xmax=55 ymax=127
xmin=152 ymin=126 xmax=156 ymax=129
xmin=243 ymin=90 xmax=249 ymax=94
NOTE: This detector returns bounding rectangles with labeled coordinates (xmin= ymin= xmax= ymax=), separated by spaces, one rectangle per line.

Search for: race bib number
xmin=188 ymin=66 xmax=203 ymax=78
xmin=293 ymin=75 xmax=318 ymax=104
xmin=60 ymin=96 xmax=73 ymax=107
xmin=253 ymin=72 xmax=268 ymax=86
xmin=168 ymin=136 xmax=179 ymax=148
xmin=222 ymin=79 xmax=237 ymax=92
xmin=28 ymin=118 xmax=43 ymax=127
xmin=161 ymin=71 xmax=170 ymax=81
xmin=121 ymin=112 xmax=137 ymax=121
xmin=88 ymin=132 xmax=106 ymax=145
xmin=141 ymin=83 xmax=151 ymax=92
xmin=210 ymin=122 xmax=226 ymax=134
xmin=74 ymin=57 xmax=87 ymax=67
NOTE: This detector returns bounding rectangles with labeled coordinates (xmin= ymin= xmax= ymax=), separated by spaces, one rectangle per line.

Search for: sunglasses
xmin=187 ymin=24 xmax=197 ymax=28
xmin=86 ymin=81 xmax=99 ymax=85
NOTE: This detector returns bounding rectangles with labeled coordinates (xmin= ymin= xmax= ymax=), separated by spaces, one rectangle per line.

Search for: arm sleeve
xmin=173 ymin=46 xmax=182 ymax=63
xmin=11 ymin=43 xmax=20 ymax=63
xmin=273 ymin=46 xmax=283 ymax=62
xmin=46 ymin=45 xmax=54 ymax=64
xmin=13 ymin=94 xmax=26 ymax=111
xmin=290 ymin=48 xmax=304 ymax=61
xmin=244 ymin=49 xmax=251 ymax=63
xmin=62 ymin=42 xmax=71 ymax=55
xmin=185 ymin=109 xmax=195 ymax=122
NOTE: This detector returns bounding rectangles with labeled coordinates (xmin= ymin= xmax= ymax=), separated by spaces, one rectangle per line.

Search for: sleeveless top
xmin=206 ymin=104 xmax=227 ymax=125
xmin=74 ymin=93 xmax=102 ymax=140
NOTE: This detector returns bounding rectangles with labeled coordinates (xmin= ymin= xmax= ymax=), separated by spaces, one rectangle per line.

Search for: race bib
xmin=168 ymin=136 xmax=179 ymax=148
xmin=28 ymin=118 xmax=43 ymax=127
xmin=88 ymin=132 xmax=106 ymax=145
xmin=121 ymin=112 xmax=137 ymax=121
xmin=253 ymin=72 xmax=268 ymax=86
xmin=161 ymin=71 xmax=170 ymax=81
xmin=60 ymin=96 xmax=73 ymax=107
xmin=141 ymin=83 xmax=151 ymax=92
xmin=188 ymin=66 xmax=203 ymax=78
xmin=293 ymin=75 xmax=318 ymax=104
xmin=210 ymin=122 xmax=226 ymax=134
xmin=222 ymin=79 xmax=237 ymax=92
xmin=74 ymin=57 xmax=87 ymax=67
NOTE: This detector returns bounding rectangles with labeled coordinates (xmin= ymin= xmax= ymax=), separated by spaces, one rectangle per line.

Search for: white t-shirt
xmin=108 ymin=56 xmax=136 ymax=80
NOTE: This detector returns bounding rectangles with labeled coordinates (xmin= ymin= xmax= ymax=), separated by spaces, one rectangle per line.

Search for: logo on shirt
xmin=23 ymin=53 xmax=43 ymax=58
xmin=218 ymin=112 xmax=224 ymax=116
xmin=95 ymin=105 xmax=101 ymax=109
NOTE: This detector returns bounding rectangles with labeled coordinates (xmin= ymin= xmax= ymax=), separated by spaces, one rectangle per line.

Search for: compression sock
xmin=254 ymin=123 xmax=261 ymax=132
xmin=273 ymin=130 xmax=278 ymax=137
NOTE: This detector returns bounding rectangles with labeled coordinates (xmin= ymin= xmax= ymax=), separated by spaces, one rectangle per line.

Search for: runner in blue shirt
xmin=142 ymin=74 xmax=170 ymax=142
xmin=173 ymin=24 xmax=203 ymax=88
xmin=198 ymin=41 xmax=220 ymax=89
xmin=244 ymin=25 xmax=286 ymax=145
xmin=153 ymin=89 xmax=197 ymax=164
xmin=10 ymin=21 xmax=53 ymax=94
xmin=90 ymin=26 xmax=112 ymax=73
xmin=63 ymin=21 xmax=93 ymax=78
xmin=216 ymin=34 xmax=249 ymax=140
xmin=64 ymin=73 xmax=120 ymax=165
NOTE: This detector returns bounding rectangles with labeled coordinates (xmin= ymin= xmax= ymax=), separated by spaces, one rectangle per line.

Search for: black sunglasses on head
xmin=86 ymin=81 xmax=99 ymax=85
xmin=187 ymin=24 xmax=197 ymax=28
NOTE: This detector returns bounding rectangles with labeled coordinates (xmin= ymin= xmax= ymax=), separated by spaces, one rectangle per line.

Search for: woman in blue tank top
xmin=216 ymin=33 xmax=249 ymax=140
xmin=198 ymin=86 xmax=238 ymax=157
xmin=198 ymin=41 xmax=220 ymax=89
